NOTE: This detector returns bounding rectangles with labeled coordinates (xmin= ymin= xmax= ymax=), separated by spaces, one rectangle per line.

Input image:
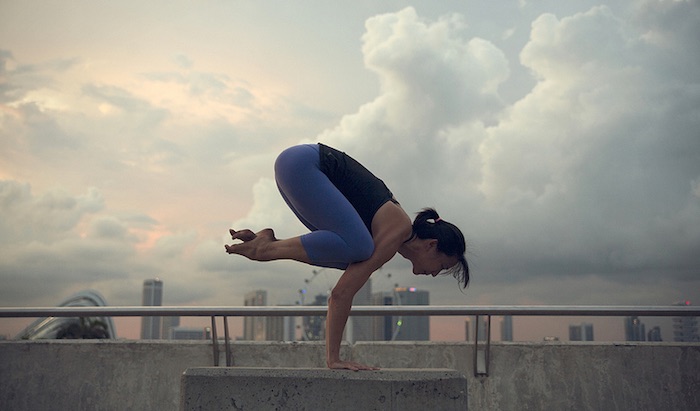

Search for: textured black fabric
xmin=318 ymin=143 xmax=396 ymax=233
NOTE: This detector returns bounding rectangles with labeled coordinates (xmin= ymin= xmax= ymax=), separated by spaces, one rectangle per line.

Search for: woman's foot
xmin=225 ymin=228 xmax=277 ymax=261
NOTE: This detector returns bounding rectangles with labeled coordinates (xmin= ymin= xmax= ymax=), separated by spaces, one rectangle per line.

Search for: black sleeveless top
xmin=318 ymin=143 xmax=397 ymax=233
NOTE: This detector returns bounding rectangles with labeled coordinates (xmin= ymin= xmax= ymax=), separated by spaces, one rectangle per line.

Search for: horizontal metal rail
xmin=5 ymin=305 xmax=696 ymax=375
xmin=2 ymin=305 xmax=699 ymax=318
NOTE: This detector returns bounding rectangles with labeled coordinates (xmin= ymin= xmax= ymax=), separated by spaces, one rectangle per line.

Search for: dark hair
xmin=413 ymin=208 xmax=470 ymax=288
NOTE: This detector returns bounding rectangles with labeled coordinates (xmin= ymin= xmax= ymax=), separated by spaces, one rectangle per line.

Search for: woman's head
xmin=411 ymin=208 xmax=469 ymax=288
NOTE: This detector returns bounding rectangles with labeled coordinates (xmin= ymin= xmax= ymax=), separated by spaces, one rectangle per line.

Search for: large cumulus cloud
xmin=254 ymin=4 xmax=698 ymax=305
xmin=1 ymin=2 xmax=699 ymax=342
xmin=477 ymin=4 xmax=700 ymax=284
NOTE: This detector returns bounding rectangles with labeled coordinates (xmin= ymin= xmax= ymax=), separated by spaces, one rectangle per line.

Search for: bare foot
xmin=225 ymin=228 xmax=277 ymax=261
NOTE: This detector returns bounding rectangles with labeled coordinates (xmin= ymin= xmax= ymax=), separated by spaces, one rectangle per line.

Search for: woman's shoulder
xmin=372 ymin=201 xmax=412 ymax=241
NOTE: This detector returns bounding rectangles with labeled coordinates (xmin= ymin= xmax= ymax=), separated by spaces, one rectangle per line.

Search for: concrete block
xmin=180 ymin=367 xmax=467 ymax=411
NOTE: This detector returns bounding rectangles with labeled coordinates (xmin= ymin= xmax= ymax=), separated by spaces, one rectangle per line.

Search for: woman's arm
xmin=325 ymin=261 xmax=379 ymax=370
xmin=325 ymin=202 xmax=413 ymax=370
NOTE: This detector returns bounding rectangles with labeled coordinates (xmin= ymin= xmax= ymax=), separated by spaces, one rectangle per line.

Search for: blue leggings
xmin=274 ymin=144 xmax=374 ymax=269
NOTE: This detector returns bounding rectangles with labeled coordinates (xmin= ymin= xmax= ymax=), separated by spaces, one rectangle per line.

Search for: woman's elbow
xmin=329 ymin=286 xmax=354 ymax=305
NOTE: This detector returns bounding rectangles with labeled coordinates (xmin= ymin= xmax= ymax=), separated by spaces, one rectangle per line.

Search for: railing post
xmin=223 ymin=315 xmax=233 ymax=366
xmin=473 ymin=315 xmax=477 ymax=376
xmin=473 ymin=315 xmax=491 ymax=376
xmin=485 ymin=314 xmax=491 ymax=375
xmin=210 ymin=316 xmax=219 ymax=366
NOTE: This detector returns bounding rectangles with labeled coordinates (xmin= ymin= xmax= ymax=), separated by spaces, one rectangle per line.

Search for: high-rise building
xmin=169 ymin=326 xmax=210 ymax=340
xmin=501 ymin=315 xmax=513 ymax=341
xmin=569 ymin=323 xmax=594 ymax=341
xmin=464 ymin=317 xmax=492 ymax=341
xmin=302 ymin=293 xmax=328 ymax=341
xmin=350 ymin=279 xmax=373 ymax=342
xmin=464 ymin=318 xmax=471 ymax=341
xmin=140 ymin=279 xmax=163 ymax=339
xmin=624 ymin=316 xmax=646 ymax=341
xmin=371 ymin=291 xmax=396 ymax=341
xmin=161 ymin=316 xmax=180 ymax=340
xmin=266 ymin=305 xmax=296 ymax=342
xmin=673 ymin=301 xmax=699 ymax=342
xmin=371 ymin=287 xmax=429 ymax=341
xmin=647 ymin=326 xmax=662 ymax=342
xmin=242 ymin=291 xmax=298 ymax=341
xmin=243 ymin=290 xmax=267 ymax=341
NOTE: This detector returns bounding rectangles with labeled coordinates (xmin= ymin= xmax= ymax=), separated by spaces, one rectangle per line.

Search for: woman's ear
xmin=426 ymin=238 xmax=439 ymax=251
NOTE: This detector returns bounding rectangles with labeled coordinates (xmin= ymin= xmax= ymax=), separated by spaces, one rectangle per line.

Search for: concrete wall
xmin=1 ymin=340 xmax=698 ymax=410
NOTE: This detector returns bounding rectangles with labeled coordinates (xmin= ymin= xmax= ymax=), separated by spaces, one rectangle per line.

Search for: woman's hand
xmin=324 ymin=202 xmax=410 ymax=372
xmin=327 ymin=359 xmax=380 ymax=371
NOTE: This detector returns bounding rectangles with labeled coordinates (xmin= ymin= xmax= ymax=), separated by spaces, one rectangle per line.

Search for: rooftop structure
xmin=15 ymin=290 xmax=116 ymax=340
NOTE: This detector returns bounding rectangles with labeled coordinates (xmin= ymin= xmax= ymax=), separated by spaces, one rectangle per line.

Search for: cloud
xmin=0 ymin=181 xmax=104 ymax=244
xmin=0 ymin=182 xmax=138 ymax=305
xmin=475 ymin=3 xmax=700 ymax=282
xmin=252 ymin=3 xmax=699 ymax=305
xmin=0 ymin=50 xmax=78 ymax=104
xmin=316 ymin=6 xmax=508 ymax=210
xmin=361 ymin=7 xmax=508 ymax=128
xmin=1 ymin=2 xmax=699 ymax=340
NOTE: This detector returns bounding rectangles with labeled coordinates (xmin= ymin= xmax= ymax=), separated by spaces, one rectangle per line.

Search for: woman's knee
xmin=347 ymin=236 xmax=374 ymax=262
xmin=302 ymin=231 xmax=374 ymax=266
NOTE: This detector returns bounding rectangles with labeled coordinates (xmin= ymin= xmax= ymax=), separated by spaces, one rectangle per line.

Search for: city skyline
xmin=2 ymin=2 xmax=699 ymax=346
xmin=672 ymin=301 xmax=700 ymax=342
xmin=0 ymin=271 xmax=695 ymax=342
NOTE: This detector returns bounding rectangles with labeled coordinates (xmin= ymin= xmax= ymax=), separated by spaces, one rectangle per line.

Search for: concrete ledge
xmin=180 ymin=367 xmax=467 ymax=411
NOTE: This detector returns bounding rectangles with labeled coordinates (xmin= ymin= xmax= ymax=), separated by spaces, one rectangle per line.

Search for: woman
xmin=226 ymin=143 xmax=469 ymax=371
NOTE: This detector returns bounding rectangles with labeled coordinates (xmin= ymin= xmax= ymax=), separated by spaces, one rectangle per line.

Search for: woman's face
xmin=409 ymin=240 xmax=460 ymax=277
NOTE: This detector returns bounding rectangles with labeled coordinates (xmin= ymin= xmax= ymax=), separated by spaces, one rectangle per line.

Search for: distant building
xmin=372 ymin=291 xmax=396 ymax=341
xmin=350 ymin=279 xmax=373 ymax=342
xmin=396 ymin=287 xmax=429 ymax=340
xmin=464 ymin=316 xmax=490 ymax=341
xmin=243 ymin=290 xmax=267 ymax=341
xmin=501 ymin=315 xmax=513 ymax=341
xmin=370 ymin=287 xmax=429 ymax=341
xmin=302 ymin=293 xmax=328 ymax=341
xmin=242 ymin=291 xmax=304 ymax=342
xmin=673 ymin=301 xmax=699 ymax=342
xmin=464 ymin=318 xmax=471 ymax=341
xmin=624 ymin=316 xmax=646 ymax=341
xmin=169 ymin=326 xmax=210 ymax=340
xmin=161 ymin=316 xmax=180 ymax=340
xmin=569 ymin=323 xmax=594 ymax=341
xmin=266 ymin=305 xmax=296 ymax=342
xmin=647 ymin=326 xmax=662 ymax=342
xmin=141 ymin=279 xmax=163 ymax=339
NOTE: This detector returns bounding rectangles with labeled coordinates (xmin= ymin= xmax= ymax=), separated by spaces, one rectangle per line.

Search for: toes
xmin=230 ymin=229 xmax=256 ymax=242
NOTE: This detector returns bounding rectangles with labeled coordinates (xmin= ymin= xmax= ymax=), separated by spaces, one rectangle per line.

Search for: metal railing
xmin=2 ymin=305 xmax=698 ymax=376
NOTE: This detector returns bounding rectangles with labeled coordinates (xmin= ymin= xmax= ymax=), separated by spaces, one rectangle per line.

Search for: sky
xmin=1 ymin=0 xmax=699 ymax=341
